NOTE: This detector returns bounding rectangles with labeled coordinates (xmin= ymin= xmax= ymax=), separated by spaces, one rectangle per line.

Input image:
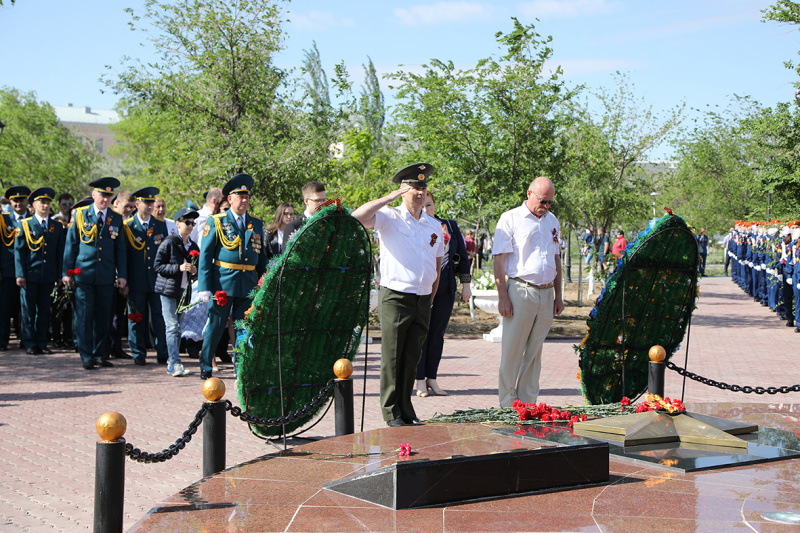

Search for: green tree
xmin=0 ymin=88 xmax=96 ymax=194
xmin=661 ymin=98 xmax=772 ymax=232
xmin=104 ymin=0 xmax=336 ymax=216
xmin=557 ymin=73 xmax=684 ymax=237
xmin=387 ymin=18 xmax=573 ymax=231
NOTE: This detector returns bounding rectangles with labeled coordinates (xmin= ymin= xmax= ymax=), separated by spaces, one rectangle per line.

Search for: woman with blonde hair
xmin=266 ymin=202 xmax=295 ymax=259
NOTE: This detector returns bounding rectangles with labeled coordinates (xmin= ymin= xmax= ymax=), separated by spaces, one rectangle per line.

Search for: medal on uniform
xmin=430 ymin=233 xmax=437 ymax=247
xmin=203 ymin=225 xmax=210 ymax=238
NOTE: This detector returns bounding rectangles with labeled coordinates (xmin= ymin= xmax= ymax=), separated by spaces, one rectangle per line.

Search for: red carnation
xmin=73 ymin=268 xmax=82 ymax=276
xmin=66 ymin=269 xmax=75 ymax=277
xmin=214 ymin=291 xmax=228 ymax=306
xmin=621 ymin=396 xmax=631 ymax=407
xmin=128 ymin=312 xmax=143 ymax=323
xmin=399 ymin=443 xmax=412 ymax=457
xmin=189 ymin=250 xmax=200 ymax=258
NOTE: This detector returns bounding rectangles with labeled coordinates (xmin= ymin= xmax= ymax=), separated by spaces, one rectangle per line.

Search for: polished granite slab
xmin=130 ymin=402 xmax=800 ymax=532
xmin=496 ymin=408 xmax=800 ymax=473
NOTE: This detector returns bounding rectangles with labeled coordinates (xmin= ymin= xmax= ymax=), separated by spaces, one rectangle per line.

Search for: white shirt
xmin=492 ymin=203 xmax=561 ymax=285
xmin=35 ymin=214 xmax=48 ymax=228
xmin=163 ymin=218 xmax=178 ymax=236
xmin=137 ymin=213 xmax=151 ymax=229
xmin=374 ymin=204 xmax=444 ymax=295
xmin=190 ymin=205 xmax=214 ymax=245
xmin=93 ymin=206 xmax=107 ymax=222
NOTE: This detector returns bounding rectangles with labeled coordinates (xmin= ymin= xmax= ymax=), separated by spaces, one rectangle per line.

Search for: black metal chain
xmin=666 ymin=361 xmax=800 ymax=395
xmin=225 ymin=379 xmax=336 ymax=427
xmin=124 ymin=403 xmax=209 ymax=463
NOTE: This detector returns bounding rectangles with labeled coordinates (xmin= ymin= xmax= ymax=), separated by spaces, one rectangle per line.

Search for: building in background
xmin=52 ymin=104 xmax=120 ymax=159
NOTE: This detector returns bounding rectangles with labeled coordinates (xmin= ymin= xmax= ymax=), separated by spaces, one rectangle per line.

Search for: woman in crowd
xmin=154 ymin=208 xmax=200 ymax=377
xmin=416 ymin=191 xmax=472 ymax=397
xmin=265 ymin=202 xmax=295 ymax=258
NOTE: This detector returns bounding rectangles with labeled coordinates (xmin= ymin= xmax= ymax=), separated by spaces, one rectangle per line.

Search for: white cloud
xmin=394 ymin=2 xmax=497 ymax=26
xmin=519 ymin=0 xmax=621 ymax=19
xmin=546 ymin=57 xmax=645 ymax=78
xmin=288 ymin=11 xmax=355 ymax=31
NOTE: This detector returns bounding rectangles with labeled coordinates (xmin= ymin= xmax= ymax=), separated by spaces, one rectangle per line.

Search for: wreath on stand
xmin=235 ymin=202 xmax=372 ymax=437
xmin=575 ymin=211 xmax=700 ymax=405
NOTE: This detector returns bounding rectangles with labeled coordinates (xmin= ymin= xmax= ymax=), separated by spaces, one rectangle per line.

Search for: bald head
xmin=525 ymin=176 xmax=555 ymax=218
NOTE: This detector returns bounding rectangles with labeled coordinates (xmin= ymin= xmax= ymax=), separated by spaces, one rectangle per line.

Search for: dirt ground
xmin=368 ymin=281 xmax=594 ymax=339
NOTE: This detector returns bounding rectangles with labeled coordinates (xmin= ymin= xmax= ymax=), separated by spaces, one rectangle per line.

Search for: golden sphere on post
xmin=96 ymin=412 xmax=127 ymax=442
xmin=333 ymin=358 xmax=353 ymax=379
xmin=202 ymin=377 xmax=226 ymax=402
xmin=649 ymin=345 xmax=667 ymax=363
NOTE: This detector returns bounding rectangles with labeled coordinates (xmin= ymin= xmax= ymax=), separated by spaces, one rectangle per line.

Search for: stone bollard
xmin=94 ymin=412 xmax=126 ymax=533
xmin=647 ymin=345 xmax=666 ymax=398
xmin=333 ymin=359 xmax=354 ymax=436
xmin=202 ymin=378 xmax=227 ymax=478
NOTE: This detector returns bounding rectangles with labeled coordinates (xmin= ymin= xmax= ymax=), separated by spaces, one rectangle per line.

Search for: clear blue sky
xmin=2 ymin=0 xmax=799 ymax=157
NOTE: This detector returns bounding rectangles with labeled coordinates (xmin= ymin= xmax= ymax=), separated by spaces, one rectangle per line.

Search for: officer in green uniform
xmin=62 ymin=177 xmax=127 ymax=370
xmin=197 ymin=173 xmax=268 ymax=379
xmin=15 ymin=187 xmax=65 ymax=354
xmin=123 ymin=187 xmax=169 ymax=366
xmin=0 ymin=186 xmax=28 ymax=350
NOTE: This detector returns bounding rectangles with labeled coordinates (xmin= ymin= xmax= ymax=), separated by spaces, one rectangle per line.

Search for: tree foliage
xmin=104 ymin=0 xmax=337 ymax=216
xmin=0 ymin=88 xmax=96 ymax=194
xmin=387 ymin=18 xmax=573 ymax=231
xmin=557 ymin=73 xmax=684 ymax=236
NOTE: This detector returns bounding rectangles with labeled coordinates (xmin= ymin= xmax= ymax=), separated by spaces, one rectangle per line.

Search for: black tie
xmin=97 ymin=211 xmax=104 ymax=227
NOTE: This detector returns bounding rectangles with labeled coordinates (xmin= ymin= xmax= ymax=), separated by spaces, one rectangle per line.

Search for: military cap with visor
xmin=29 ymin=187 xmax=56 ymax=204
xmin=5 ymin=185 xmax=31 ymax=200
xmin=72 ymin=197 xmax=94 ymax=211
xmin=222 ymin=173 xmax=254 ymax=196
xmin=89 ymin=177 xmax=120 ymax=196
xmin=392 ymin=163 xmax=434 ymax=188
xmin=132 ymin=186 xmax=159 ymax=202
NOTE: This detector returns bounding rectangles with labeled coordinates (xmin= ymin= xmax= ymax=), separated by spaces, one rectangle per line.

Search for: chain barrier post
xmin=94 ymin=412 xmax=126 ymax=533
xmin=648 ymin=345 xmax=666 ymax=398
xmin=333 ymin=359 xmax=355 ymax=436
xmin=202 ymin=378 xmax=227 ymax=478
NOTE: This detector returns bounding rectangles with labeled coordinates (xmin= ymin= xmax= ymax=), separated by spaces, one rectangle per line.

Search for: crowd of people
xmin=7 ymin=167 xmax=567 ymax=427
xmin=726 ymin=220 xmax=800 ymax=332
xmin=2 ymin=175 xmax=291 ymax=379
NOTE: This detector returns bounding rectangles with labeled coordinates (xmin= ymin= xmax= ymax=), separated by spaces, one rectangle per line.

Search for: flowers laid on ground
xmin=399 ymin=443 xmax=412 ymax=456
xmin=471 ymin=270 xmax=498 ymax=290
xmin=512 ymin=400 xmax=588 ymax=427
xmin=634 ymin=394 xmax=685 ymax=414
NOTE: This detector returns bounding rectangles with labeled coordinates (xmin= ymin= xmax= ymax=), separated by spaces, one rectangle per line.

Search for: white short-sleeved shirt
xmin=492 ymin=203 xmax=561 ymax=285
xmin=374 ymin=203 xmax=444 ymax=295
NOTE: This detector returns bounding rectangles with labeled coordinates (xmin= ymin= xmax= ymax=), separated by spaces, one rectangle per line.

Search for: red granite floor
xmin=131 ymin=402 xmax=800 ymax=532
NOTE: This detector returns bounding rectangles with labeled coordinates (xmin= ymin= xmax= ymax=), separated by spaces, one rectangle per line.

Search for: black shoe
xmin=134 ymin=358 xmax=146 ymax=366
xmin=405 ymin=417 xmax=422 ymax=425
xmin=387 ymin=417 xmax=407 ymax=427
xmin=788 ymin=322 xmax=795 ymax=327
xmin=156 ymin=359 xmax=168 ymax=365
xmin=40 ymin=348 xmax=53 ymax=354
xmin=200 ymin=370 xmax=212 ymax=380
xmin=83 ymin=362 xmax=96 ymax=370
xmin=110 ymin=350 xmax=132 ymax=359
xmin=26 ymin=347 xmax=38 ymax=355
xmin=795 ymin=327 xmax=800 ymax=333
xmin=97 ymin=360 xmax=114 ymax=367
xmin=217 ymin=352 xmax=233 ymax=364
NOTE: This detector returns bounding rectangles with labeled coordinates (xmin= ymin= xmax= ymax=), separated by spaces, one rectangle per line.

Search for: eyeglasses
xmin=530 ymin=191 xmax=555 ymax=207
xmin=306 ymin=197 xmax=327 ymax=204
xmin=61 ymin=201 xmax=74 ymax=206
xmin=283 ymin=212 xmax=295 ymax=217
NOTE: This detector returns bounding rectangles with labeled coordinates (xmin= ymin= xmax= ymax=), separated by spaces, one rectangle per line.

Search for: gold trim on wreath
xmin=21 ymin=219 xmax=44 ymax=252
xmin=75 ymin=208 xmax=99 ymax=244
